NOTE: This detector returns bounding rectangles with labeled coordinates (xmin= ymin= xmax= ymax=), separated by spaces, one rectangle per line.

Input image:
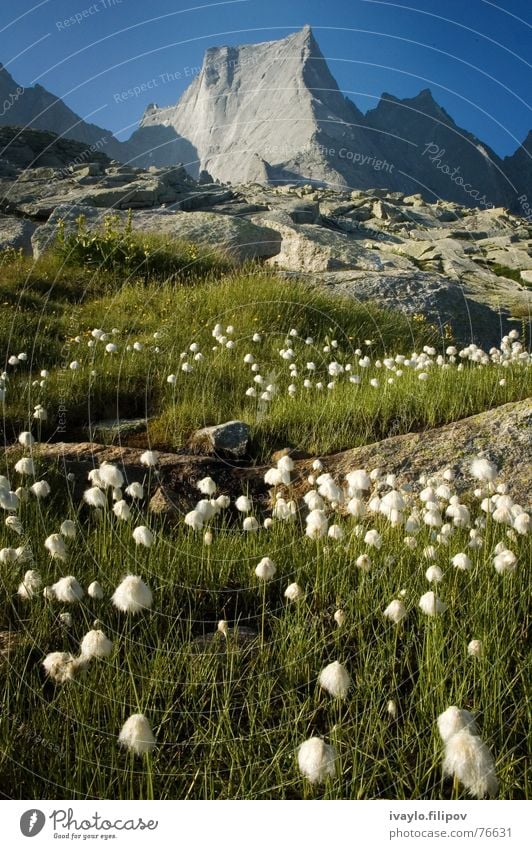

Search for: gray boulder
xmin=0 ymin=214 xmax=36 ymax=255
xmin=32 ymin=205 xmax=282 ymax=263
xmin=188 ymin=420 xmax=251 ymax=458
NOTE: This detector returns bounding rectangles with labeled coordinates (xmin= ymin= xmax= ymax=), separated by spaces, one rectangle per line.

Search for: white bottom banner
xmin=2 ymin=800 xmax=530 ymax=848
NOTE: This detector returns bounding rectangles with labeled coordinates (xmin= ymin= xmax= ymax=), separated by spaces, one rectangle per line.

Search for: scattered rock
xmin=188 ymin=420 xmax=251 ymax=459
xmin=0 ymin=214 xmax=36 ymax=255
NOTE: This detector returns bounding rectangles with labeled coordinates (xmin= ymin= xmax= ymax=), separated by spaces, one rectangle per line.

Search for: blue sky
xmin=0 ymin=0 xmax=530 ymax=156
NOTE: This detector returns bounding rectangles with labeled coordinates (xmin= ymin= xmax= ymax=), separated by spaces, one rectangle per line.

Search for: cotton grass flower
xmin=118 ymin=714 xmax=156 ymax=756
xmin=425 ymin=565 xmax=444 ymax=583
xmin=5 ymin=515 xmax=23 ymax=535
xmin=334 ymin=609 xmax=345 ymax=627
xmin=30 ymin=480 xmax=50 ymax=499
xmin=387 ymin=699 xmax=398 ymax=719
xmin=98 ymin=462 xmax=124 ymax=489
xmin=88 ymin=580 xmax=104 ymax=600
xmin=60 ymin=519 xmax=76 ymax=538
xmin=18 ymin=431 xmax=34 ymax=448
xmin=305 ymin=509 xmax=328 ymax=539
xmin=297 ymin=737 xmax=337 ymax=784
xmin=112 ymin=575 xmax=152 ymax=614
xmin=197 ymin=476 xmax=217 ymax=496
xmin=493 ymin=548 xmax=517 ymax=574
xmin=318 ymin=660 xmax=351 ymax=699
xmin=17 ymin=569 xmax=41 ymax=599
xmin=125 ymin=481 xmax=144 ymax=499
xmin=284 ymin=582 xmax=304 ymax=601
xmin=132 ymin=525 xmax=154 ymax=548
xmin=140 ymin=450 xmax=159 ymax=467
xmin=471 ymin=457 xmax=497 ymax=482
xmin=44 ymin=534 xmax=67 ymax=561
xmin=42 ymin=651 xmax=86 ymax=683
xmin=452 ymin=552 xmax=472 ymax=571
xmin=468 ymin=639 xmax=483 ymax=658
xmin=442 ymin=729 xmax=498 ymax=798
xmin=255 ymin=557 xmax=276 ymax=580
xmin=235 ymin=494 xmax=252 ymax=513
xmin=364 ymin=529 xmax=382 ymax=548
xmin=14 ymin=457 xmax=35 ymax=476
xmin=383 ymin=599 xmax=407 ymax=624
xmin=80 ymin=629 xmax=113 ymax=659
xmin=51 ymin=576 xmax=84 ymax=603
xmin=419 ymin=591 xmax=447 ymax=616
xmin=83 ymin=486 xmax=107 ymax=508
xmin=185 ymin=509 xmax=203 ymax=531
xmin=437 ymin=706 xmax=478 ymax=743
xmin=113 ymin=500 xmax=131 ymax=521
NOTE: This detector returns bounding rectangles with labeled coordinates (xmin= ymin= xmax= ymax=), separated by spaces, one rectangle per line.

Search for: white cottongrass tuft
xmin=255 ymin=557 xmax=276 ymax=580
xmin=5 ymin=515 xmax=23 ymax=535
xmin=88 ymin=580 xmax=104 ymax=600
xmin=83 ymin=486 xmax=107 ymax=508
xmin=437 ymin=706 xmax=478 ymax=743
xmin=418 ymin=591 xmax=447 ymax=616
xmin=112 ymin=575 xmax=152 ymax=614
xmin=243 ymin=516 xmax=259 ymax=532
xmin=42 ymin=651 xmax=86 ymax=683
xmin=44 ymin=534 xmax=67 ymax=561
xmin=468 ymin=639 xmax=483 ymax=658
xmin=113 ymin=500 xmax=131 ymax=521
xmin=118 ymin=714 xmax=156 ymax=756
xmin=184 ymin=509 xmax=203 ymax=531
xmin=383 ymin=599 xmax=407 ymax=624
xmin=318 ymin=660 xmax=351 ymax=698
xmin=493 ymin=548 xmax=517 ymax=574
xmin=80 ymin=629 xmax=113 ymax=659
xmin=98 ymin=462 xmax=124 ymax=489
xmin=297 ymin=737 xmax=337 ymax=784
xmin=125 ymin=481 xmax=144 ymax=499
xmin=470 ymin=457 xmax=497 ymax=482
xmin=284 ymin=582 xmax=304 ymax=601
xmin=140 ymin=451 xmax=159 ymax=467
xmin=425 ymin=565 xmax=444 ymax=583
xmin=51 ymin=576 xmax=84 ymax=603
xmin=334 ymin=609 xmax=345 ymax=627
xmin=18 ymin=431 xmax=34 ymax=448
xmin=17 ymin=569 xmax=41 ymax=599
xmin=60 ymin=519 xmax=76 ymax=538
xmin=452 ymin=552 xmax=472 ymax=571
xmin=14 ymin=457 xmax=35 ymax=476
xmin=235 ymin=495 xmax=252 ymax=513
xmin=364 ymin=529 xmax=382 ymax=548
xmin=197 ymin=476 xmax=217 ymax=496
xmin=30 ymin=480 xmax=50 ymax=499
xmin=387 ymin=699 xmax=398 ymax=719
xmin=442 ymin=729 xmax=498 ymax=798
xmin=132 ymin=525 xmax=154 ymax=548
xmin=305 ymin=509 xmax=328 ymax=539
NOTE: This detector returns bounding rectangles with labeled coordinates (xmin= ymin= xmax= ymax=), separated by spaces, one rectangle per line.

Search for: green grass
xmin=0 ymin=251 xmax=529 ymax=458
xmin=0 ymin=463 xmax=529 ymax=799
xmin=0 ymin=242 xmax=529 ymax=800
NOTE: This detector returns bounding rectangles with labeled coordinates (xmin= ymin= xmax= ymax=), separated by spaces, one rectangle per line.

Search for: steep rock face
xmin=0 ymin=63 xmax=126 ymax=161
xmin=505 ymin=131 xmax=532 ymax=215
xmin=364 ymin=90 xmax=511 ymax=208
xmin=132 ymin=26 xmax=380 ymax=184
xmin=129 ymin=28 xmax=530 ymax=207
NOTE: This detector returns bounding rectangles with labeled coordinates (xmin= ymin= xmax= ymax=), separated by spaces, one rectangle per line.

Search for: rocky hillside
xmin=1 ymin=28 xmax=531 ymax=210
xmin=0 ymin=136 xmax=530 ymax=347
